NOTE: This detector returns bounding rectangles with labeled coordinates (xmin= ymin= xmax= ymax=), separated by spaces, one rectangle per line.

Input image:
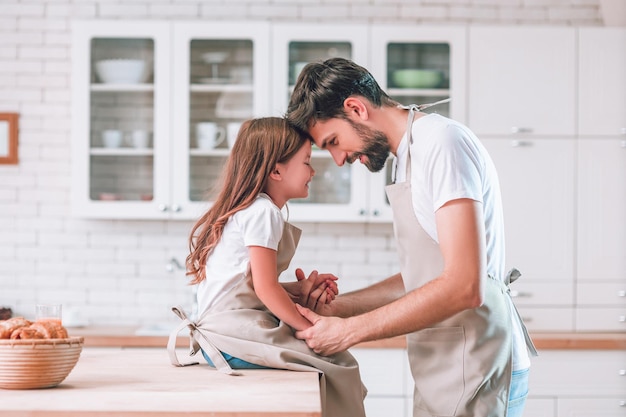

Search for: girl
xmin=168 ymin=117 xmax=367 ymax=417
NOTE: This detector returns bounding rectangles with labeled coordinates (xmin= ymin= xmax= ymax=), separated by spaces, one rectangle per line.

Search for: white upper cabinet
xmin=270 ymin=23 xmax=372 ymax=222
xmin=369 ymin=25 xmax=468 ymax=124
xmin=72 ymin=21 xmax=270 ymax=219
xmin=271 ymin=24 xmax=467 ymax=222
xmin=577 ymin=138 xmax=626 ymax=281
xmin=578 ymin=28 xmax=626 ymax=137
xmin=172 ymin=22 xmax=271 ymax=220
xmin=482 ymin=138 xmax=576 ymax=282
xmin=468 ymin=26 xmax=576 ymax=137
xmin=71 ymin=20 xmax=172 ymax=219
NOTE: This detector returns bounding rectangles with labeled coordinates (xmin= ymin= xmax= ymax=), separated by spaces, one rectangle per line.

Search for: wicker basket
xmin=0 ymin=336 xmax=83 ymax=390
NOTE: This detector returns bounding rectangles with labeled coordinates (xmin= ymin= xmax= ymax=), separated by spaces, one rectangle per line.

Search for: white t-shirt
xmin=196 ymin=193 xmax=284 ymax=314
xmin=394 ymin=113 xmax=530 ymax=371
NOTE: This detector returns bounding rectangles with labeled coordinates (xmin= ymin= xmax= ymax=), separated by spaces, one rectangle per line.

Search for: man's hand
xmin=282 ymin=268 xmax=338 ymax=314
xmin=294 ymin=304 xmax=352 ymax=356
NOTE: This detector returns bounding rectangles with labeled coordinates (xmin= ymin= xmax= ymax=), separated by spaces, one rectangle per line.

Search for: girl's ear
xmin=268 ymin=165 xmax=282 ymax=181
xmin=343 ymin=97 xmax=368 ymax=121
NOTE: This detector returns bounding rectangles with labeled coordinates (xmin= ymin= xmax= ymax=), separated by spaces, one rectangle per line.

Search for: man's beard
xmin=346 ymin=119 xmax=390 ymax=172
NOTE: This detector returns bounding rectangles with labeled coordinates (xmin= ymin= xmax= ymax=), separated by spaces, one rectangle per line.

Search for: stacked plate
xmin=0 ymin=337 xmax=83 ymax=389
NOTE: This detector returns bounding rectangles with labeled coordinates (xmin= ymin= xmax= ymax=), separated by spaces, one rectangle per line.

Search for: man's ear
xmin=343 ymin=97 xmax=369 ymax=121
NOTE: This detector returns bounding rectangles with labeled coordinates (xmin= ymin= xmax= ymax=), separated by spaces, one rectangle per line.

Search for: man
xmin=286 ymin=58 xmax=537 ymax=417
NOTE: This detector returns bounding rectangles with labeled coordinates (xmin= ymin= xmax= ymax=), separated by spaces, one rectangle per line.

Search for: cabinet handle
xmin=359 ymin=209 xmax=367 ymax=216
xmin=620 ymin=400 xmax=626 ymax=407
xmin=372 ymin=209 xmax=380 ymax=216
xmin=521 ymin=317 xmax=533 ymax=322
xmin=158 ymin=204 xmax=168 ymax=212
xmin=510 ymin=140 xmax=533 ymax=148
xmin=171 ymin=204 xmax=181 ymax=213
xmin=510 ymin=127 xmax=533 ymax=134
xmin=618 ymin=290 xmax=626 ymax=297
xmin=619 ymin=315 xmax=625 ymax=323
xmin=509 ymin=290 xmax=532 ymax=298
xmin=619 ymin=369 xmax=626 ymax=376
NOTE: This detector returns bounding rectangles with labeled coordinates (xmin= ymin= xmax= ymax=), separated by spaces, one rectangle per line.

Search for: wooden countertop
xmin=0 ymin=347 xmax=321 ymax=417
xmin=68 ymin=326 xmax=626 ymax=350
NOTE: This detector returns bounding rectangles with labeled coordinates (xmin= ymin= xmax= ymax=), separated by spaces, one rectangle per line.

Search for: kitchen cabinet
xmin=351 ymin=348 xmax=413 ymax=417
xmin=72 ymin=20 xmax=270 ymax=220
xmin=578 ymin=28 xmax=626 ymax=137
xmin=71 ymin=21 xmax=173 ymax=219
xmin=270 ymin=23 xmax=373 ymax=222
xmin=468 ymin=26 xmax=576 ymax=137
xmin=270 ymin=24 xmax=466 ymax=222
xmin=482 ymin=138 xmax=576 ymax=331
xmin=576 ymin=139 xmax=626 ymax=332
xmin=526 ymin=350 xmax=626 ymax=417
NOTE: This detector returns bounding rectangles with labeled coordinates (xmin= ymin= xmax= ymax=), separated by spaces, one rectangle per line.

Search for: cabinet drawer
xmin=510 ymin=282 xmax=573 ymax=306
xmin=576 ymin=282 xmax=626 ymax=306
xmin=529 ymin=350 xmax=625 ymax=397
xmin=558 ymin=398 xmax=626 ymax=417
xmin=575 ymin=308 xmax=626 ymax=332
xmin=516 ymin=307 xmax=574 ymax=332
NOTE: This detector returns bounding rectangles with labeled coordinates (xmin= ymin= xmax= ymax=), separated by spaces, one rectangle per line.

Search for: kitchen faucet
xmin=166 ymin=257 xmax=198 ymax=321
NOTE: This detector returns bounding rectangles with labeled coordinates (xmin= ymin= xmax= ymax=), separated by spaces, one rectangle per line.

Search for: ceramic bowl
xmin=95 ymin=59 xmax=150 ymax=84
xmin=201 ymin=52 xmax=229 ymax=64
xmin=391 ymin=69 xmax=443 ymax=89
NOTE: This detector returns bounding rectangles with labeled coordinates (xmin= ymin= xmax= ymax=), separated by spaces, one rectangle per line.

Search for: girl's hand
xmin=283 ymin=268 xmax=338 ymax=314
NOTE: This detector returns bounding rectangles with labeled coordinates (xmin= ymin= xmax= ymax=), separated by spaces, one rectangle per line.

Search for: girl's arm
xmin=249 ymin=246 xmax=312 ymax=331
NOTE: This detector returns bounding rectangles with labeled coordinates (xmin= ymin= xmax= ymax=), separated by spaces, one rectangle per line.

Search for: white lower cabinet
xmin=351 ymin=348 xmax=412 ymax=417
xmin=352 ymin=348 xmax=626 ymax=417
xmin=525 ymin=350 xmax=626 ymax=417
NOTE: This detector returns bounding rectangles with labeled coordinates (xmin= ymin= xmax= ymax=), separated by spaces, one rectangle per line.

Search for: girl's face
xmin=278 ymin=141 xmax=315 ymax=201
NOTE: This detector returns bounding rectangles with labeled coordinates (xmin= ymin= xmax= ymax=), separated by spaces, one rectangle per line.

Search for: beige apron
xmin=168 ymin=221 xmax=367 ymax=417
xmin=385 ymin=105 xmax=537 ymax=417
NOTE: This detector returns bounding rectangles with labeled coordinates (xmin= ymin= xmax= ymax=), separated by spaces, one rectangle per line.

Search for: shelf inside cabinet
xmin=387 ymin=88 xmax=450 ymax=97
xmin=90 ymin=148 xmax=154 ymax=156
xmin=91 ymin=84 xmax=154 ymax=92
xmin=189 ymin=148 xmax=230 ymax=157
xmin=190 ymin=84 xmax=253 ymax=93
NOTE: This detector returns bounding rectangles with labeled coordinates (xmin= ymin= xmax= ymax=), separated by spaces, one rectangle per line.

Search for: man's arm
xmin=296 ymin=198 xmax=486 ymax=355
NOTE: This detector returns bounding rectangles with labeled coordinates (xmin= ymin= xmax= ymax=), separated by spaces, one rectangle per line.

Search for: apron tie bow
xmin=168 ymin=306 xmax=242 ymax=376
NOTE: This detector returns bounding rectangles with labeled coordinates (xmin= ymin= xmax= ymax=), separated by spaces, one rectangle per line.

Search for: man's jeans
xmin=507 ymin=368 xmax=530 ymax=417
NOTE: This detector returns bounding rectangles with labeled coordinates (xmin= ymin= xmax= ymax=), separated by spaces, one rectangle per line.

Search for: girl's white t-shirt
xmin=196 ymin=193 xmax=284 ymax=314
xmin=393 ymin=113 xmax=530 ymax=371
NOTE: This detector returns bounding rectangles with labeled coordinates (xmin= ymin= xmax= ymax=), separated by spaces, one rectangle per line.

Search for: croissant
xmin=0 ymin=317 xmax=31 ymax=339
xmin=0 ymin=317 xmax=69 ymax=340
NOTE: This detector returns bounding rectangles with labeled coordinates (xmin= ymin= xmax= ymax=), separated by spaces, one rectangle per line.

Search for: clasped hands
xmin=283 ymin=268 xmax=350 ymax=356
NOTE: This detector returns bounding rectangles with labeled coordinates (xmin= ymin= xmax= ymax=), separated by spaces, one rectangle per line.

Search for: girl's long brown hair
xmin=186 ymin=117 xmax=309 ymax=284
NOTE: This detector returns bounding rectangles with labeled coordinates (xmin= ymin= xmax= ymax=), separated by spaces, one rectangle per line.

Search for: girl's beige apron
xmin=168 ymin=221 xmax=367 ymax=417
xmin=385 ymin=105 xmax=537 ymax=417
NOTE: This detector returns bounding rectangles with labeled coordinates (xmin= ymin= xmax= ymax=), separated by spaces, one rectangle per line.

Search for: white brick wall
xmin=0 ymin=0 xmax=603 ymax=326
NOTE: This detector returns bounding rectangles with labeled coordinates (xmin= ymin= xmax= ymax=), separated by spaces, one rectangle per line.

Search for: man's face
xmin=308 ymin=117 xmax=390 ymax=173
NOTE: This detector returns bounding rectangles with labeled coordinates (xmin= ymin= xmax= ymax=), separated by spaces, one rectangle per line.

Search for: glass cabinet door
xmin=370 ymin=25 xmax=467 ymax=122
xmin=172 ymin=22 xmax=271 ymax=220
xmin=71 ymin=21 xmax=171 ymax=219
xmin=369 ymin=25 xmax=468 ymax=220
xmin=271 ymin=23 xmax=372 ymax=222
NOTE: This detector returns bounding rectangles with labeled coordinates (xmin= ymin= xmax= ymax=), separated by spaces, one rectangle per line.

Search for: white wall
xmin=0 ymin=0 xmax=603 ymax=325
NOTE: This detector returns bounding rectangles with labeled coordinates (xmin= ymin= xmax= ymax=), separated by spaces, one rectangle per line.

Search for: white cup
xmin=226 ymin=122 xmax=242 ymax=149
xmin=130 ymin=130 xmax=150 ymax=148
xmin=102 ymin=129 xmax=123 ymax=148
xmin=196 ymin=122 xmax=226 ymax=149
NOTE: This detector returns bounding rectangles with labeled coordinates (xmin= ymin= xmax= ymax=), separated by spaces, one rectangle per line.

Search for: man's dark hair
xmin=286 ymin=57 xmax=396 ymax=132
